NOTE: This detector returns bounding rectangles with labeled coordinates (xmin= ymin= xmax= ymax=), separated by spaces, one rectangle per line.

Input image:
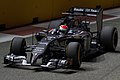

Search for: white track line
xmin=103 ymin=16 xmax=120 ymax=22
xmin=91 ymin=16 xmax=120 ymax=24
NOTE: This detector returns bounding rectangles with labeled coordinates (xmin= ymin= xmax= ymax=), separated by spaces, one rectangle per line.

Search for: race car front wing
xmin=4 ymin=53 xmax=72 ymax=69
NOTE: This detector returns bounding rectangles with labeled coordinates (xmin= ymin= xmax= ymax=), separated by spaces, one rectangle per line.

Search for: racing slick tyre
xmin=66 ymin=42 xmax=82 ymax=69
xmin=100 ymin=26 xmax=118 ymax=51
xmin=10 ymin=37 xmax=27 ymax=56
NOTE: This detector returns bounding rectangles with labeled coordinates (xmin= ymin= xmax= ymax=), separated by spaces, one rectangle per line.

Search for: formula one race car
xmin=4 ymin=7 xmax=118 ymax=69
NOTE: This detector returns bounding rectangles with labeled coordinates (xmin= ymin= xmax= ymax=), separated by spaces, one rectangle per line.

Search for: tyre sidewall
xmin=10 ymin=37 xmax=26 ymax=56
xmin=100 ymin=26 xmax=118 ymax=51
xmin=66 ymin=42 xmax=82 ymax=69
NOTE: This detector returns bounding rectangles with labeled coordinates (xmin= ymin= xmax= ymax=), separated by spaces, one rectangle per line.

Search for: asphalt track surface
xmin=0 ymin=19 xmax=120 ymax=80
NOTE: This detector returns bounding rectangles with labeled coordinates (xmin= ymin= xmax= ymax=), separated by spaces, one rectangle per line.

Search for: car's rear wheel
xmin=10 ymin=37 xmax=27 ymax=56
xmin=100 ymin=26 xmax=118 ymax=51
xmin=66 ymin=42 xmax=82 ymax=69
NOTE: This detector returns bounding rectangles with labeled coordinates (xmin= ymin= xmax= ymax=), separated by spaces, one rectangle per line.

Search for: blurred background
xmin=0 ymin=0 xmax=120 ymax=29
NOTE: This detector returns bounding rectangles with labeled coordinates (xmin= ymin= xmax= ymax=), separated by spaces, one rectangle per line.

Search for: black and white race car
xmin=4 ymin=7 xmax=118 ymax=69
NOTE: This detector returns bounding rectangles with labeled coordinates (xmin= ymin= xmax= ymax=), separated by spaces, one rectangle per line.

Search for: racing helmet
xmin=59 ymin=25 xmax=68 ymax=34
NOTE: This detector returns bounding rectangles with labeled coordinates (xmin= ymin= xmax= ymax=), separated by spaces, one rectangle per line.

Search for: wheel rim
xmin=112 ymin=29 xmax=118 ymax=49
xmin=77 ymin=45 xmax=81 ymax=65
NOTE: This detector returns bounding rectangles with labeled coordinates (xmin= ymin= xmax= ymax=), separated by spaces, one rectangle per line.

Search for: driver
xmin=58 ymin=25 xmax=68 ymax=35
xmin=48 ymin=25 xmax=68 ymax=35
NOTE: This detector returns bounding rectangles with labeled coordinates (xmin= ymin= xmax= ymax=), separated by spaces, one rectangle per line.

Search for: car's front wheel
xmin=66 ymin=42 xmax=82 ymax=69
xmin=10 ymin=37 xmax=27 ymax=56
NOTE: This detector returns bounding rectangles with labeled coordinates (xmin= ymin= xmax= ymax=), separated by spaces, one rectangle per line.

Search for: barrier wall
xmin=0 ymin=0 xmax=120 ymax=29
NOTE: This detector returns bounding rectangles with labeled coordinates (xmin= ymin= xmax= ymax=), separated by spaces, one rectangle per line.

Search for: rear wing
xmin=69 ymin=7 xmax=102 ymax=16
xmin=62 ymin=7 xmax=103 ymax=40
